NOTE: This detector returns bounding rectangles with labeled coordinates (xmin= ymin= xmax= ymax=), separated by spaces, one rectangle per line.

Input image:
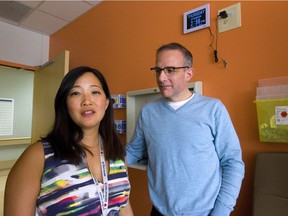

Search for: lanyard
xmin=88 ymin=136 xmax=109 ymax=216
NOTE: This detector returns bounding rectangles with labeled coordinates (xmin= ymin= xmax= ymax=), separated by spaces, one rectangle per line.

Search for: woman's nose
xmin=82 ymin=94 xmax=92 ymax=106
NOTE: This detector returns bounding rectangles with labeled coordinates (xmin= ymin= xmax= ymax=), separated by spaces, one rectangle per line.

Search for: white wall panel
xmin=0 ymin=21 xmax=49 ymax=66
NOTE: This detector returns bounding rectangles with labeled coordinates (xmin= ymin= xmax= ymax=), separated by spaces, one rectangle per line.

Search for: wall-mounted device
xmin=183 ymin=4 xmax=210 ymax=34
xmin=218 ymin=2 xmax=241 ymax=33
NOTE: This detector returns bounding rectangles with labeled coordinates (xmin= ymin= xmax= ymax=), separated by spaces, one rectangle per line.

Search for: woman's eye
xmin=92 ymin=90 xmax=101 ymax=95
xmin=70 ymin=91 xmax=80 ymax=96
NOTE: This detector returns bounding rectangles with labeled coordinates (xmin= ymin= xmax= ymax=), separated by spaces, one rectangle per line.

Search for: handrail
xmin=0 ymin=137 xmax=31 ymax=147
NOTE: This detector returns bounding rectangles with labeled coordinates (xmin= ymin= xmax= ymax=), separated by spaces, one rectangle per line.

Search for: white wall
xmin=0 ymin=21 xmax=49 ymax=66
xmin=0 ymin=174 xmax=8 ymax=216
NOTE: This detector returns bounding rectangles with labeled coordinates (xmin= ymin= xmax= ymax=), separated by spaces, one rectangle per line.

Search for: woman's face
xmin=66 ymin=72 xmax=109 ymax=132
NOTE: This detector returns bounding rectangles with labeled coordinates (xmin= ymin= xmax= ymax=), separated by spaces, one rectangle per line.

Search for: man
xmin=126 ymin=42 xmax=245 ymax=216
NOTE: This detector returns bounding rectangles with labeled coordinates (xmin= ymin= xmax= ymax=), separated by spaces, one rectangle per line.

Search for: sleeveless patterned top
xmin=36 ymin=142 xmax=131 ymax=216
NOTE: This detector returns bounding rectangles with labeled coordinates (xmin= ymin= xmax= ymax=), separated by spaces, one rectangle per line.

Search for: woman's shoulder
xmin=109 ymin=159 xmax=128 ymax=177
xmin=11 ymin=141 xmax=44 ymax=172
xmin=29 ymin=140 xmax=44 ymax=150
xmin=7 ymin=141 xmax=45 ymax=187
xmin=110 ymin=159 xmax=126 ymax=168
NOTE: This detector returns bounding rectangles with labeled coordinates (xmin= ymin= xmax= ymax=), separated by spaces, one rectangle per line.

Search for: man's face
xmin=155 ymin=50 xmax=193 ymax=102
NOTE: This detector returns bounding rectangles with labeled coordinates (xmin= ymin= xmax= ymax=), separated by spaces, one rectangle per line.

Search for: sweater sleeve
xmin=210 ymin=102 xmax=245 ymax=216
xmin=125 ymin=110 xmax=147 ymax=165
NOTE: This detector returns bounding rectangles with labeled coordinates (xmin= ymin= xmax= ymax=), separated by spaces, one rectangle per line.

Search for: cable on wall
xmin=208 ymin=11 xmax=228 ymax=68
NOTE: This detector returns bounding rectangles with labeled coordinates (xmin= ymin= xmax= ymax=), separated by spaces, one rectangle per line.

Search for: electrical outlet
xmin=218 ymin=2 xmax=241 ymax=33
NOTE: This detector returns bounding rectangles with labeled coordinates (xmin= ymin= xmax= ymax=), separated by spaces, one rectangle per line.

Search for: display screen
xmin=183 ymin=4 xmax=210 ymax=34
xmin=186 ymin=8 xmax=207 ymax=30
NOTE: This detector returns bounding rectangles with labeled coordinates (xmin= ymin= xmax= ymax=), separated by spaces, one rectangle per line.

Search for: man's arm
xmin=210 ymin=103 xmax=245 ymax=216
xmin=126 ymin=112 xmax=147 ymax=165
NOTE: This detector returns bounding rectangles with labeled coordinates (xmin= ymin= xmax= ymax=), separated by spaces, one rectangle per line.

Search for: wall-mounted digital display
xmin=183 ymin=4 xmax=210 ymax=34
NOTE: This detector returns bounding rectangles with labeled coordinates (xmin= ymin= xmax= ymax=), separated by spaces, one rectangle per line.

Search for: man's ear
xmin=185 ymin=67 xmax=194 ymax=82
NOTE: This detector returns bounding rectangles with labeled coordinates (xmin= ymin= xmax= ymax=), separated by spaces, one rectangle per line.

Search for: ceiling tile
xmin=85 ymin=1 xmax=102 ymax=7
xmin=38 ymin=1 xmax=93 ymax=22
xmin=16 ymin=1 xmax=43 ymax=8
xmin=21 ymin=9 xmax=68 ymax=35
xmin=0 ymin=1 xmax=31 ymax=22
xmin=0 ymin=0 xmax=101 ymax=35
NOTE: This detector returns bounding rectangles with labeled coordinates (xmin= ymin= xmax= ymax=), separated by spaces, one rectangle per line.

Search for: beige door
xmin=31 ymin=51 xmax=70 ymax=143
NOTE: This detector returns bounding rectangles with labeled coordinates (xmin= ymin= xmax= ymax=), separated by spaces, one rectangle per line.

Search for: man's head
xmin=156 ymin=42 xmax=193 ymax=67
xmin=151 ymin=42 xmax=194 ymax=102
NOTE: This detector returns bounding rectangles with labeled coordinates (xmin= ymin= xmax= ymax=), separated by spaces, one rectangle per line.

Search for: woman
xmin=4 ymin=66 xmax=134 ymax=216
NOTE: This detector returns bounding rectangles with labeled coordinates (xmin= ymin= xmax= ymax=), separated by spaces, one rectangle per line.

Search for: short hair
xmin=156 ymin=42 xmax=193 ymax=67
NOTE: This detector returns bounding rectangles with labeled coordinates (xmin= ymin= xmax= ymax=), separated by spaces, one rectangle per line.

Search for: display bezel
xmin=183 ymin=4 xmax=210 ymax=34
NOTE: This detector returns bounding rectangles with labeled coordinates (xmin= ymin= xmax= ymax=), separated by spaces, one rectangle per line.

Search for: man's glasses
xmin=150 ymin=66 xmax=189 ymax=76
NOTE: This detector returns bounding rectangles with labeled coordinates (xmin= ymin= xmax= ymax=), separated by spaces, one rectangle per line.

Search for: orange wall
xmin=50 ymin=1 xmax=288 ymax=215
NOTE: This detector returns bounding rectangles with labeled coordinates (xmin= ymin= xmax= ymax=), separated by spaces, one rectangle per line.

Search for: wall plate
xmin=218 ymin=2 xmax=241 ymax=33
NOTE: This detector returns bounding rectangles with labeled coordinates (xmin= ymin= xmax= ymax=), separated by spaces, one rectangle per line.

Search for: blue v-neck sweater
xmin=126 ymin=92 xmax=245 ymax=216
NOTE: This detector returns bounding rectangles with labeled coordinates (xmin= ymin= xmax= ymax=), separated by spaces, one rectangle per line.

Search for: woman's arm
xmin=119 ymin=201 xmax=134 ymax=216
xmin=118 ymin=158 xmax=134 ymax=216
xmin=4 ymin=142 xmax=44 ymax=216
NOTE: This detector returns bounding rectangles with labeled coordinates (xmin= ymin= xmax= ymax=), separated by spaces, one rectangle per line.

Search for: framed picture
xmin=183 ymin=4 xmax=210 ymax=34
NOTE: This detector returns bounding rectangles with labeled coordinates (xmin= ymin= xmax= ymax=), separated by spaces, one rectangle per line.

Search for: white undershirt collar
xmin=168 ymin=92 xmax=195 ymax=110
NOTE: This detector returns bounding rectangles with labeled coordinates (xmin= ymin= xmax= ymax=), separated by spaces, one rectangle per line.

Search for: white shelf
xmin=128 ymin=162 xmax=147 ymax=171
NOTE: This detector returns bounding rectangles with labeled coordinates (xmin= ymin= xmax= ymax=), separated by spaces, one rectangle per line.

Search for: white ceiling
xmin=0 ymin=0 xmax=102 ymax=36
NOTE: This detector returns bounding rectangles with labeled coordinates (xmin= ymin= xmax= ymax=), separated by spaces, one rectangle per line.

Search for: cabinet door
xmin=31 ymin=51 xmax=69 ymax=143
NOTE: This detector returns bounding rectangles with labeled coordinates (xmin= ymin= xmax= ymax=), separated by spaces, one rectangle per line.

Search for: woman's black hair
xmin=42 ymin=66 xmax=125 ymax=164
